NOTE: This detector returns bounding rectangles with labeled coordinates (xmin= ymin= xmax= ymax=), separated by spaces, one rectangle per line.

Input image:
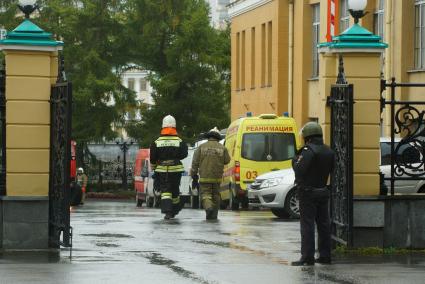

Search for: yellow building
xmin=229 ymin=0 xmax=424 ymax=135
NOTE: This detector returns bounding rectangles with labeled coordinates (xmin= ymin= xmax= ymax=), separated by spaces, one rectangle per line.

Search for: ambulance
xmin=220 ymin=114 xmax=300 ymax=210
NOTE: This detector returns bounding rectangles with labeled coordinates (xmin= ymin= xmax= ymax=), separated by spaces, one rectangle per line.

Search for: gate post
xmin=0 ymin=19 xmax=63 ymax=250
xmin=319 ymin=23 xmax=387 ymax=247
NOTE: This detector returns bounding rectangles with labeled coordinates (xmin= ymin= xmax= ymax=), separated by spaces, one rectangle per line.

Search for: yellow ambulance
xmin=220 ymin=114 xmax=300 ymax=210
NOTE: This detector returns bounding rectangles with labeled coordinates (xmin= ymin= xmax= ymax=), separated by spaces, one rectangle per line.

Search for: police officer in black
xmin=291 ymin=122 xmax=335 ymax=266
xmin=150 ymin=115 xmax=188 ymax=220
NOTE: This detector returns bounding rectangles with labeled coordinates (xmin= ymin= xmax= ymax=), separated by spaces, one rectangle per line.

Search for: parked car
xmin=248 ymin=168 xmax=298 ymax=218
xmin=380 ymin=137 xmax=425 ymax=193
xmin=248 ymin=137 xmax=425 ymax=219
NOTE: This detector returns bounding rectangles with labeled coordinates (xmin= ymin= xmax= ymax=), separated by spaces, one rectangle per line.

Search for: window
xmin=340 ymin=0 xmax=350 ymax=33
xmin=251 ymin=27 xmax=256 ymax=89
xmin=241 ymin=133 xmax=296 ymax=162
xmin=128 ymin=79 xmax=135 ymax=91
xmin=380 ymin=142 xmax=421 ymax=166
xmin=374 ymin=0 xmax=385 ymax=39
xmin=415 ymin=0 xmax=425 ymax=69
xmin=139 ymin=78 xmax=147 ymax=92
xmin=312 ymin=4 xmax=320 ymax=78
xmin=261 ymin=23 xmax=266 ymax=87
xmin=236 ymin=32 xmax=240 ymax=90
xmin=241 ymin=30 xmax=246 ymax=90
xmin=267 ymin=21 xmax=273 ymax=86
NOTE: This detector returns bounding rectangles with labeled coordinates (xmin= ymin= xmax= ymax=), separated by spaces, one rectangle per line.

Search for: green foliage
xmin=0 ymin=0 xmax=230 ymax=146
xmin=125 ymin=0 xmax=230 ymax=145
xmin=333 ymin=245 xmax=420 ymax=255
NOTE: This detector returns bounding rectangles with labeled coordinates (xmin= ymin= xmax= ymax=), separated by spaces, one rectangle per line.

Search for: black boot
xmin=315 ymin=256 xmax=331 ymax=264
xmin=205 ymin=208 xmax=214 ymax=220
xmin=291 ymin=259 xmax=314 ymax=266
xmin=164 ymin=213 xmax=173 ymax=220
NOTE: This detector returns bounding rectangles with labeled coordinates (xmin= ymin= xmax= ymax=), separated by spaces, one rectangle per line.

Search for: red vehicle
xmin=134 ymin=149 xmax=151 ymax=207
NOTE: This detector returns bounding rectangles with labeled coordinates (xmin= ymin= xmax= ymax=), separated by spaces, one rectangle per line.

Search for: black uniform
xmin=150 ymin=134 xmax=188 ymax=216
xmin=292 ymin=136 xmax=335 ymax=263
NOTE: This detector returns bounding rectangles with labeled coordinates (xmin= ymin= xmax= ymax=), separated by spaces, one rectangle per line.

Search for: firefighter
xmin=150 ymin=115 xmax=188 ymax=220
xmin=76 ymin=167 xmax=88 ymax=205
xmin=291 ymin=122 xmax=335 ymax=266
xmin=191 ymin=127 xmax=230 ymax=220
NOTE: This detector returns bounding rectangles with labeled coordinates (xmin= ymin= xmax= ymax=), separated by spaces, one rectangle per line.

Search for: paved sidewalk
xmin=0 ymin=200 xmax=424 ymax=284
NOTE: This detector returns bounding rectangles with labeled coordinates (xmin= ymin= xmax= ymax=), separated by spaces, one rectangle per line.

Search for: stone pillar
xmin=319 ymin=23 xmax=388 ymax=247
xmin=0 ymin=19 xmax=63 ymax=250
xmin=319 ymin=24 xmax=387 ymax=196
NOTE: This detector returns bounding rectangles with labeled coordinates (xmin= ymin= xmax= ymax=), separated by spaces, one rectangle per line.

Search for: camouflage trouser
xmin=200 ymin=183 xmax=220 ymax=219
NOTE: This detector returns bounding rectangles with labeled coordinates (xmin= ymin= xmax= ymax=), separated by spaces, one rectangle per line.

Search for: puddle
xmin=85 ymin=220 xmax=123 ymax=224
xmin=140 ymin=252 xmax=215 ymax=284
xmin=95 ymin=242 xmax=120 ymax=248
xmin=81 ymin=233 xmax=134 ymax=239
xmin=186 ymin=239 xmax=289 ymax=265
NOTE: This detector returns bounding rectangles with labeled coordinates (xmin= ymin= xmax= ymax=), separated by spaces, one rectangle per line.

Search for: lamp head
xmin=18 ymin=0 xmax=38 ymax=19
xmin=348 ymin=0 xmax=368 ymax=24
xmin=348 ymin=0 xmax=367 ymax=11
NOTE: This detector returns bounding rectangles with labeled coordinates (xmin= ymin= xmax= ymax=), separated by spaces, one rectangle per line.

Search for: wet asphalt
xmin=0 ymin=200 xmax=425 ymax=284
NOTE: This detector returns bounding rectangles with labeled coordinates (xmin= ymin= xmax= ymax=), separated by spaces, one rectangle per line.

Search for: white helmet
xmin=77 ymin=167 xmax=84 ymax=174
xmin=162 ymin=115 xmax=176 ymax=128
xmin=206 ymin=127 xmax=221 ymax=140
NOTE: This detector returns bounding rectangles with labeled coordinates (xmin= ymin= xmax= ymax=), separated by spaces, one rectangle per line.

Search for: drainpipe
xmin=288 ymin=0 xmax=294 ymax=117
xmin=384 ymin=0 xmax=392 ymax=136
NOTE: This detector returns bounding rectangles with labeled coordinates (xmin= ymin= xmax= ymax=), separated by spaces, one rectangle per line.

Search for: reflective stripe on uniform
xmin=157 ymin=136 xmax=182 ymax=141
xmin=156 ymin=140 xmax=180 ymax=148
xmin=161 ymin=192 xmax=172 ymax=200
xmin=155 ymin=136 xmax=182 ymax=148
xmin=172 ymin=197 xmax=180 ymax=204
xmin=155 ymin=165 xmax=184 ymax=172
xmin=200 ymin=178 xmax=222 ymax=183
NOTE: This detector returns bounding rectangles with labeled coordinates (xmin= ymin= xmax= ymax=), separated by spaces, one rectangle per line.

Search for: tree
xmin=125 ymin=0 xmax=230 ymax=146
xmin=1 ymin=0 xmax=137 ymax=144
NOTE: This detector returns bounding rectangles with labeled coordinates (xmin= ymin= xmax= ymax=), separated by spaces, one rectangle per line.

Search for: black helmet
xmin=301 ymin=122 xmax=323 ymax=138
xmin=205 ymin=127 xmax=222 ymax=140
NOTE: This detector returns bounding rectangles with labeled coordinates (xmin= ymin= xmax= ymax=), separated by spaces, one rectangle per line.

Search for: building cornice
xmin=228 ymin=0 xmax=273 ymax=18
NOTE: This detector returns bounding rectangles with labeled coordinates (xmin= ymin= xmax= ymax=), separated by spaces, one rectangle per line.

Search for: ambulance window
xmin=242 ymin=133 xmax=296 ymax=161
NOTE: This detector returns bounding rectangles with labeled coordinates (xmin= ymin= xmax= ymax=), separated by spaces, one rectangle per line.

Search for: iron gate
xmin=327 ymin=56 xmax=354 ymax=247
xmin=381 ymin=78 xmax=425 ymax=195
xmin=0 ymin=61 xmax=5 ymax=196
xmin=49 ymin=57 xmax=72 ymax=248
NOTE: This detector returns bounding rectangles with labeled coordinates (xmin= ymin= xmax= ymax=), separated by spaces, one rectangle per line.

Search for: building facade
xmin=229 ymin=0 xmax=425 ymax=135
xmin=112 ymin=68 xmax=154 ymax=139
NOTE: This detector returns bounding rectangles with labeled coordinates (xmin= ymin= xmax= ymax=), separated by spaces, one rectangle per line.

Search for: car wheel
xmin=231 ymin=192 xmax=239 ymax=211
xmin=220 ymin=199 xmax=229 ymax=210
xmin=271 ymin=208 xmax=290 ymax=219
xmin=284 ymin=189 xmax=300 ymax=219
xmin=136 ymin=198 xmax=143 ymax=207
xmin=241 ymin=195 xmax=249 ymax=210
xmin=147 ymin=196 xmax=154 ymax=208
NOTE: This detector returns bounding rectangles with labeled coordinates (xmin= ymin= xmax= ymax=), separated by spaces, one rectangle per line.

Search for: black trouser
xmin=157 ymin=172 xmax=182 ymax=215
xmin=298 ymin=190 xmax=331 ymax=261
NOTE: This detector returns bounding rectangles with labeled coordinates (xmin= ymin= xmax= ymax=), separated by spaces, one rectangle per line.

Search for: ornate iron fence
xmin=381 ymin=78 xmax=425 ymax=195
xmin=0 ymin=61 xmax=5 ymax=196
xmin=327 ymin=56 xmax=354 ymax=247
xmin=49 ymin=56 xmax=72 ymax=248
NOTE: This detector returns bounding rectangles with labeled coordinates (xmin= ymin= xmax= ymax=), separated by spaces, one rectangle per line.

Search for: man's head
xmin=205 ymin=127 xmax=222 ymax=141
xmin=162 ymin=115 xmax=176 ymax=128
xmin=300 ymin=122 xmax=323 ymax=142
xmin=77 ymin=167 xmax=84 ymax=175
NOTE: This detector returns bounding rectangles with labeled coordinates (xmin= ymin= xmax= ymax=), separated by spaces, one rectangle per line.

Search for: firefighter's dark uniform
xmin=150 ymin=135 xmax=188 ymax=217
xmin=292 ymin=136 xmax=334 ymax=265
